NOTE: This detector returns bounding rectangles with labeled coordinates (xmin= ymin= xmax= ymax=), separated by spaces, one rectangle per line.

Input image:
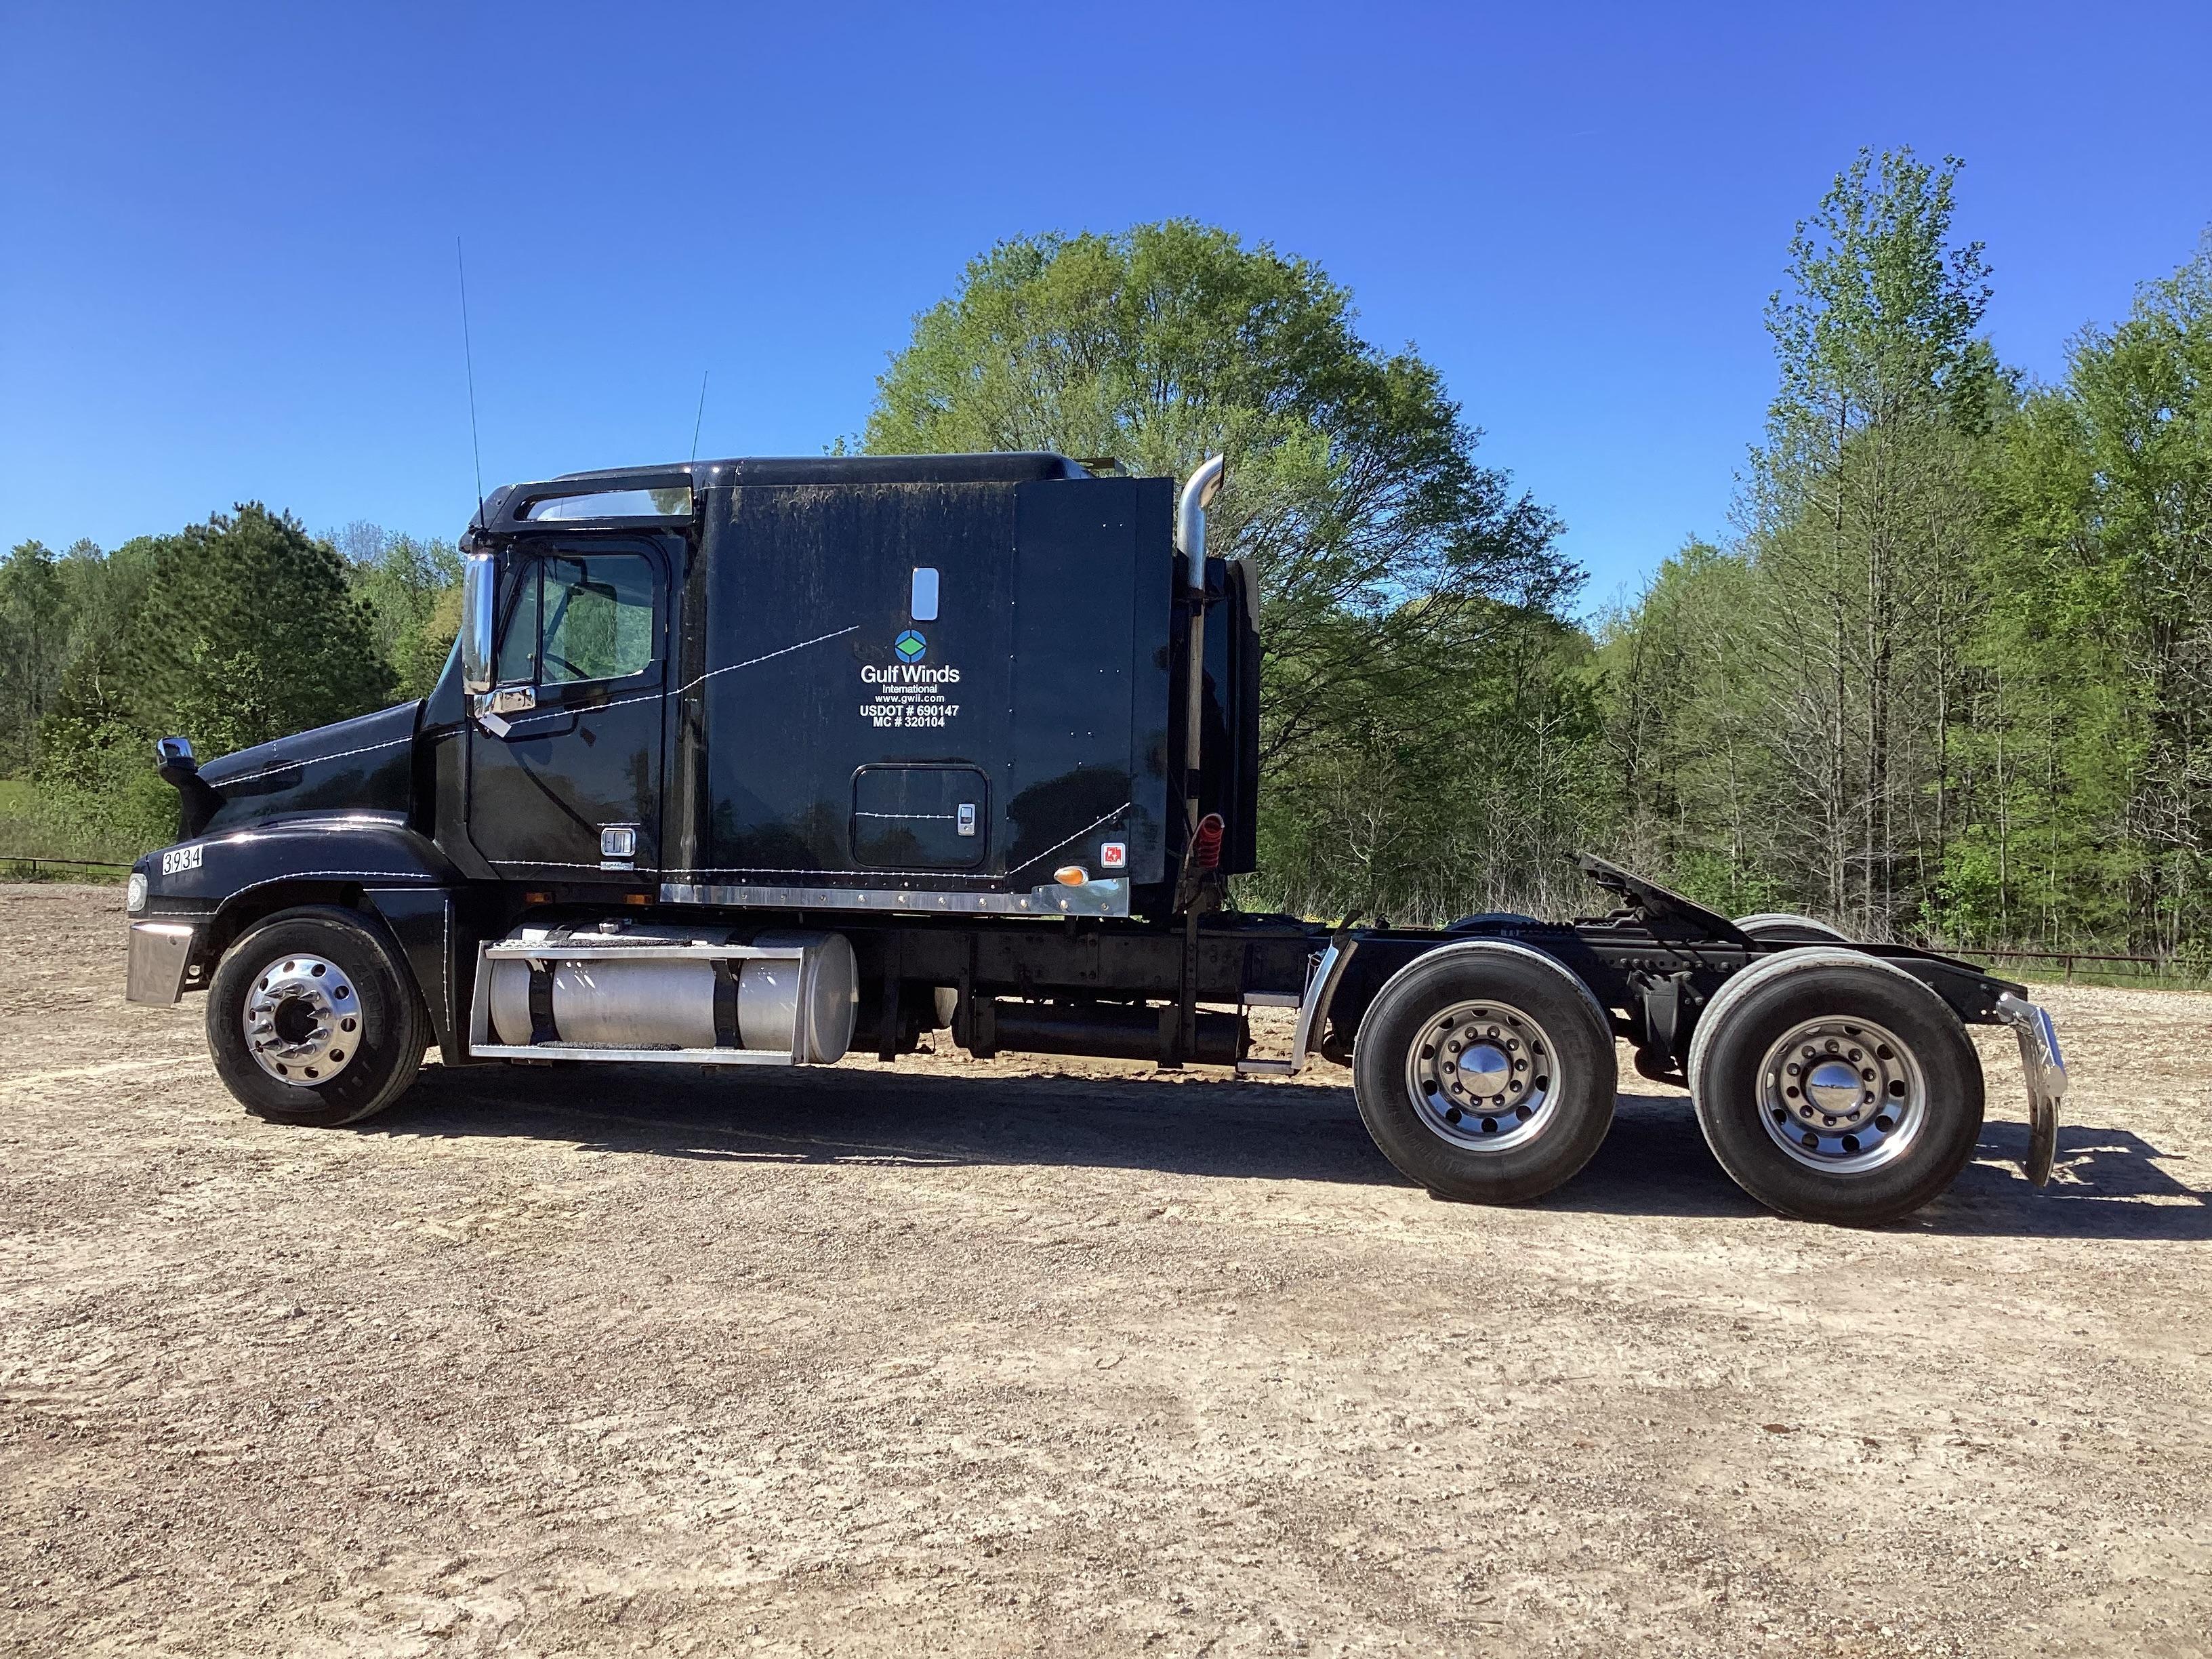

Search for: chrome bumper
xmin=1995 ymin=992 xmax=2066 ymax=1186
xmin=125 ymin=921 xmax=198 ymax=1005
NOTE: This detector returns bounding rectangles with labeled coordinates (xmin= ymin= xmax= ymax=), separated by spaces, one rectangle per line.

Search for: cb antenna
xmin=457 ymin=237 xmax=487 ymax=533
xmin=689 ymin=369 xmax=709 ymax=464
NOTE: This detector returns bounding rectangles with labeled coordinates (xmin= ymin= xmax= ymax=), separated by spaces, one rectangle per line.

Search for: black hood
xmin=192 ymin=701 xmax=422 ymax=836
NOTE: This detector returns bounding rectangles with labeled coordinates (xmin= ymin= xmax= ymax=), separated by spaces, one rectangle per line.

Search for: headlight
xmin=126 ymin=872 xmax=148 ymax=914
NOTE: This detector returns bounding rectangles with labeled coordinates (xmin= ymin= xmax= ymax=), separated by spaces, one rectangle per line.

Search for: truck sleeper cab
xmin=123 ymin=452 xmax=2068 ymax=1227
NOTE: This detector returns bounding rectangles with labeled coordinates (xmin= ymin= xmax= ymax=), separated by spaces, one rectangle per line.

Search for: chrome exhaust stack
xmin=1176 ymin=453 xmax=1226 ymax=589
xmin=1174 ymin=453 xmax=1227 ymax=862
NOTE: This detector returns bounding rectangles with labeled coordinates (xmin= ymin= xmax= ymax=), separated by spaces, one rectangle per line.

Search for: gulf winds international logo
xmin=861 ymin=630 xmax=961 ymax=728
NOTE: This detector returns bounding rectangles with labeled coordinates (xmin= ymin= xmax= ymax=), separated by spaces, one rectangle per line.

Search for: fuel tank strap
xmin=528 ymin=963 xmax=559 ymax=1044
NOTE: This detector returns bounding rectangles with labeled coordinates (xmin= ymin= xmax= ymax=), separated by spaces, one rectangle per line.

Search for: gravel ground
xmin=2 ymin=882 xmax=2209 ymax=1657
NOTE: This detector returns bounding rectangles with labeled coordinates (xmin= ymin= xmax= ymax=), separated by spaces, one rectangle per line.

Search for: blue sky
xmin=3 ymin=1 xmax=2207 ymax=607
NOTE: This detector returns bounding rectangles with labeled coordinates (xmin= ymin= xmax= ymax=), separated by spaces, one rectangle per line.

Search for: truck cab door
xmin=466 ymin=541 xmax=670 ymax=878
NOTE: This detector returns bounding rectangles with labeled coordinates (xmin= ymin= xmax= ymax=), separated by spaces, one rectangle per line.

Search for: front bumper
xmin=1995 ymin=991 xmax=2066 ymax=1186
xmin=125 ymin=921 xmax=199 ymax=1005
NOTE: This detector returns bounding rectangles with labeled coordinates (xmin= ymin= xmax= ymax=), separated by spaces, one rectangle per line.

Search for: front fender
xmin=135 ymin=813 xmax=457 ymax=920
xmin=129 ymin=814 xmax=467 ymax=1054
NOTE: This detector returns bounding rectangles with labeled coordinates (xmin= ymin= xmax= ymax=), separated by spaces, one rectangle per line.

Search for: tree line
xmin=0 ymin=518 xmax=459 ymax=857
xmin=5 ymin=149 xmax=2207 ymax=958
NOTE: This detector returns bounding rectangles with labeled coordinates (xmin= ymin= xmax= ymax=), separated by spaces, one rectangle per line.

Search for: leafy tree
xmin=1975 ymin=233 xmax=2212 ymax=949
xmin=1596 ymin=539 xmax=1783 ymax=915
xmin=335 ymin=520 xmax=464 ymax=682
xmin=43 ymin=504 xmax=392 ymax=770
xmin=396 ymin=581 xmax=464 ymax=699
xmin=1738 ymin=147 xmax=2007 ymax=934
xmin=0 ymin=541 xmax=74 ymax=774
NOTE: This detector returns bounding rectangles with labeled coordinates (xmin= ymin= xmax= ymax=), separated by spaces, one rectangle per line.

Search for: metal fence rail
xmin=1972 ymin=946 xmax=2195 ymax=984
xmin=0 ymin=855 xmax=133 ymax=876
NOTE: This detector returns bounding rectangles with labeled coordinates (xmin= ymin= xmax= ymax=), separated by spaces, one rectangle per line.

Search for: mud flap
xmin=1996 ymin=993 xmax=2066 ymax=1187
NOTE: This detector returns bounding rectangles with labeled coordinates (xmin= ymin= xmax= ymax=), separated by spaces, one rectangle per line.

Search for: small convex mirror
xmin=910 ymin=567 xmax=939 ymax=622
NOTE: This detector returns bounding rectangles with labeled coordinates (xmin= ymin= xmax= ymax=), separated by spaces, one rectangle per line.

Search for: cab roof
xmin=469 ymin=453 xmax=1094 ymax=539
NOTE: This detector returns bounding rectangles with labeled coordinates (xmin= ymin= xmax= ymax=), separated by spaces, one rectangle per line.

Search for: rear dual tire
xmin=1351 ymin=939 xmax=1984 ymax=1224
xmin=1353 ymin=943 xmax=1618 ymax=1204
xmin=1687 ymin=949 xmax=1983 ymax=1225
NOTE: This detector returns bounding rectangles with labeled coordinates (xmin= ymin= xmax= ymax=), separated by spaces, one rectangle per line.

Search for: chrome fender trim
xmin=1995 ymin=991 xmax=2066 ymax=1187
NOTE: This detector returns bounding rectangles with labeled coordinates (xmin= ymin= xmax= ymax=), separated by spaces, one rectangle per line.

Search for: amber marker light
xmin=1052 ymin=865 xmax=1089 ymax=887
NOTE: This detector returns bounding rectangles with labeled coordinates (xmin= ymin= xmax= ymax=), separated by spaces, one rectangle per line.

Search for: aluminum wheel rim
xmin=242 ymin=953 xmax=362 ymax=1086
xmin=1404 ymin=998 xmax=1559 ymax=1151
xmin=1757 ymin=1015 xmax=1925 ymax=1173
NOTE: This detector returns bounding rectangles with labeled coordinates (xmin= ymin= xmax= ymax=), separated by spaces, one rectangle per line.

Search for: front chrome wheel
xmin=241 ymin=952 xmax=363 ymax=1086
xmin=1404 ymin=998 xmax=1559 ymax=1151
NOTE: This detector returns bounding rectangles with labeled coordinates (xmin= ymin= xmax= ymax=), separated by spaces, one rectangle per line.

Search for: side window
xmin=493 ymin=561 xmax=541 ymax=684
xmin=492 ymin=553 xmax=657 ymax=687
xmin=541 ymin=554 xmax=655 ymax=684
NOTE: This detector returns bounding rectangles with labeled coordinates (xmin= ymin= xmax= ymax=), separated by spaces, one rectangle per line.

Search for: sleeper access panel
xmin=673 ymin=476 xmax=1174 ymax=903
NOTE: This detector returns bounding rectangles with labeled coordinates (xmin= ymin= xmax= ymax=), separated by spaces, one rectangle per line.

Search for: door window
xmin=494 ymin=553 xmax=657 ymax=687
xmin=541 ymin=554 xmax=655 ymax=683
xmin=493 ymin=560 xmax=541 ymax=684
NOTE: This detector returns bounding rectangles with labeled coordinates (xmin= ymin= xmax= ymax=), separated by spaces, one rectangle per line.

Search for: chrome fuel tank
xmin=481 ymin=923 xmax=857 ymax=1063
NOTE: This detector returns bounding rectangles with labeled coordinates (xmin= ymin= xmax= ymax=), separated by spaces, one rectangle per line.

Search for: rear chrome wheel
xmin=1756 ymin=1015 xmax=1927 ymax=1172
xmin=1404 ymin=998 xmax=1560 ymax=1152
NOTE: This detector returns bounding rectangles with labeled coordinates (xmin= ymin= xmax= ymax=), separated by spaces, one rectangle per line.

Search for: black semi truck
xmin=123 ymin=453 xmax=2067 ymax=1225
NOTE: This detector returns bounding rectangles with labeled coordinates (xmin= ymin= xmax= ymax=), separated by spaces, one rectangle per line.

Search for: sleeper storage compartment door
xmin=851 ymin=764 xmax=987 ymax=870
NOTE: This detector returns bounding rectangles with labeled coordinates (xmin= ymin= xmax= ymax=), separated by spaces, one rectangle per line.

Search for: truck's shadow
xmin=373 ymin=1063 xmax=2210 ymax=1240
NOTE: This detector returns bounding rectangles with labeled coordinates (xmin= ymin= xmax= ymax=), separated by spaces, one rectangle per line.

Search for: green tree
xmin=335 ymin=520 xmax=464 ymax=686
xmin=43 ymin=504 xmax=392 ymax=769
xmin=1740 ymin=147 xmax=2007 ymax=935
xmin=1596 ymin=540 xmax=1782 ymax=915
xmin=396 ymin=581 xmax=465 ymax=699
xmin=0 ymin=540 xmax=75 ymax=773
xmin=1976 ymin=232 xmax=2212 ymax=950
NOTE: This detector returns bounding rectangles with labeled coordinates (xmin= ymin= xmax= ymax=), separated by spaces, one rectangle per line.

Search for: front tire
xmin=1688 ymin=949 xmax=1982 ymax=1224
xmin=1353 ymin=943 xmax=1618 ymax=1204
xmin=206 ymin=907 xmax=428 ymax=1127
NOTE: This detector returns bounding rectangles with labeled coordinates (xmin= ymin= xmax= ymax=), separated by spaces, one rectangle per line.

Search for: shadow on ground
xmin=365 ymin=1062 xmax=2209 ymax=1239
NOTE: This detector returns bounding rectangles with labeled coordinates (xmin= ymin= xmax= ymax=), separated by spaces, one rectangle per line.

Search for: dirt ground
xmin=2 ymin=884 xmax=2209 ymax=1658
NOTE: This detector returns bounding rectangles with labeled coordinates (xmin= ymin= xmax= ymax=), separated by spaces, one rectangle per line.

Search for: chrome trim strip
xmin=482 ymin=942 xmax=804 ymax=963
xmin=1995 ymin=991 xmax=2066 ymax=1187
xmin=466 ymin=1042 xmax=796 ymax=1067
xmin=657 ymin=878 xmax=1131 ymax=918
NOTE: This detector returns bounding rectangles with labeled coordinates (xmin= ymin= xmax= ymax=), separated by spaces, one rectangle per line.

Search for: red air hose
xmin=1191 ymin=813 xmax=1224 ymax=871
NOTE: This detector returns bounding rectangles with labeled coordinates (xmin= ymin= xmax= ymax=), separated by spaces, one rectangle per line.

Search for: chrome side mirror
xmin=461 ymin=553 xmax=495 ymax=694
